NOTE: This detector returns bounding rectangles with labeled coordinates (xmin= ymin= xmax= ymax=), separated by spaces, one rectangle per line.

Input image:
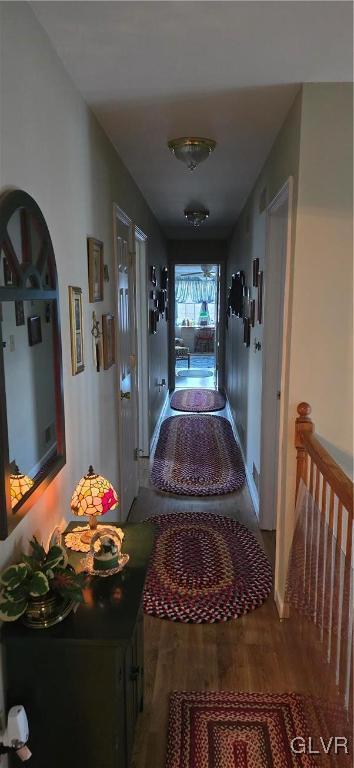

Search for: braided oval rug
xmin=170 ymin=388 xmax=226 ymax=412
xmin=143 ymin=512 xmax=272 ymax=623
xmin=166 ymin=691 xmax=318 ymax=767
xmin=151 ymin=415 xmax=245 ymax=496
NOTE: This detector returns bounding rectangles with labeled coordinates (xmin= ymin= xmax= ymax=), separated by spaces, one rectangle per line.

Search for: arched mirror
xmin=0 ymin=189 xmax=65 ymax=538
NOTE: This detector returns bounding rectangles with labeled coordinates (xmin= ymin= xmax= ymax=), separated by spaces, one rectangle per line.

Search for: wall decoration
xmin=27 ymin=315 xmax=42 ymax=346
xmin=150 ymin=265 xmax=157 ymax=286
xmin=243 ymin=317 xmax=251 ymax=348
xmin=229 ymin=272 xmax=244 ymax=317
xmin=103 ymin=264 xmax=110 ymax=283
xmin=257 ymin=271 xmax=263 ymax=324
xmin=150 ymin=308 xmax=158 ymax=334
xmin=102 ymin=314 xmax=116 ymax=370
xmin=3 ymin=257 xmax=13 ymax=286
xmin=161 ymin=266 xmax=168 ymax=290
xmin=250 ymin=299 xmax=256 ymax=327
xmin=157 ymin=289 xmax=166 ymax=316
xmin=15 ymin=300 xmax=25 ymax=327
xmin=252 ymin=258 xmax=259 ymax=287
xmin=87 ymin=237 xmax=104 ymax=303
xmin=243 ymin=286 xmax=250 ymax=320
xmin=69 ymin=286 xmax=84 ymax=375
xmin=91 ymin=311 xmax=102 ymax=372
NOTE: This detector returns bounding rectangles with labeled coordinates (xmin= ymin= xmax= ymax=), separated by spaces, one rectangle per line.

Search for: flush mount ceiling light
xmin=168 ymin=137 xmax=216 ymax=171
xmin=184 ymin=209 xmax=210 ymax=228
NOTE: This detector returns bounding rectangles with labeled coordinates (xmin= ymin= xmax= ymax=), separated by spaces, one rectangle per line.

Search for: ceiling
xmin=32 ymin=1 xmax=353 ymax=240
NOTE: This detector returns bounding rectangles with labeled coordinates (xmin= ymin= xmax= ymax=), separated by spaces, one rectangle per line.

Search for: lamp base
xmin=64 ymin=524 xmax=124 ymax=554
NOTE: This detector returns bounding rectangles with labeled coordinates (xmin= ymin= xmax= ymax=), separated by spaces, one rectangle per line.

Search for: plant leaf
xmin=28 ymin=571 xmax=49 ymax=597
xmin=0 ymin=563 xmax=28 ymax=591
xmin=29 ymin=537 xmax=46 ymax=564
xmin=0 ymin=596 xmax=27 ymax=621
xmin=44 ymin=545 xmax=67 ymax=571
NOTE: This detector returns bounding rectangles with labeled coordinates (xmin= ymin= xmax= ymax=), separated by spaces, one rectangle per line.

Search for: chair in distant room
xmin=194 ymin=328 xmax=214 ymax=353
xmin=175 ymin=337 xmax=191 ymax=368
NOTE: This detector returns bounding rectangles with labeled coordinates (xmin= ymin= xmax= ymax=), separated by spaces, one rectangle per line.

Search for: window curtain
xmin=175 ymin=277 xmax=216 ymax=303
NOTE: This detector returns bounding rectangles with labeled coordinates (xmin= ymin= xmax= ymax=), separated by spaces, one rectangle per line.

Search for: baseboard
xmin=149 ymin=390 xmax=170 ymax=456
xmin=225 ymin=394 xmax=259 ymax=519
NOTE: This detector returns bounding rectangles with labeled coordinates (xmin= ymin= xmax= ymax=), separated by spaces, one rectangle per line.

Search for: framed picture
xmin=253 ymin=258 xmax=259 ymax=287
xmin=161 ymin=266 xmax=168 ymax=290
xmin=15 ymin=300 xmax=25 ymax=327
xmin=102 ymin=314 xmax=116 ymax=370
xmin=257 ymin=271 xmax=263 ymax=324
xmin=3 ymin=257 xmax=13 ymax=286
xmin=27 ymin=315 xmax=42 ymax=346
xmin=243 ymin=317 xmax=251 ymax=347
xmin=250 ymin=298 xmax=256 ymax=327
xmin=69 ymin=286 xmax=84 ymax=375
xmin=149 ymin=308 xmax=158 ymax=334
xmin=150 ymin=265 xmax=157 ymax=286
xmin=87 ymin=237 xmax=104 ymax=302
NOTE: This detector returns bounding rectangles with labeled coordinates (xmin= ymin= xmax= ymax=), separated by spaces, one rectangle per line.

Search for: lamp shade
xmin=10 ymin=464 xmax=34 ymax=509
xmin=70 ymin=466 xmax=118 ymax=519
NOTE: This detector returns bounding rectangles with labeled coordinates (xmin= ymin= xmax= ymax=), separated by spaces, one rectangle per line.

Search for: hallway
xmin=129 ymin=394 xmax=308 ymax=768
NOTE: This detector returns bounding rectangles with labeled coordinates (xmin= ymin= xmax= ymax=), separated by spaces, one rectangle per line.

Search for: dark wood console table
xmin=2 ymin=522 xmax=153 ymax=768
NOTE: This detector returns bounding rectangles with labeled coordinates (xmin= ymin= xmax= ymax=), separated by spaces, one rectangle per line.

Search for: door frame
xmin=134 ymin=225 xmax=149 ymax=457
xmin=112 ymin=203 xmax=138 ymax=519
xmin=168 ymin=260 xmax=224 ymax=392
xmin=259 ymin=177 xmax=294 ymax=531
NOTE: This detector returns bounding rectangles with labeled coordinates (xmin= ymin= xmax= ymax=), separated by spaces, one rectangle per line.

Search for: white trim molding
xmin=150 ymin=390 xmax=170 ymax=457
xmin=225 ymin=395 xmax=259 ymax=518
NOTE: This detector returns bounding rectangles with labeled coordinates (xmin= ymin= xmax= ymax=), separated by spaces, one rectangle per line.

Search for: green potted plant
xmin=0 ymin=537 xmax=86 ymax=627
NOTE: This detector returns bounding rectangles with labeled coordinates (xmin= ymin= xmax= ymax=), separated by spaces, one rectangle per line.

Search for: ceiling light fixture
xmin=168 ymin=137 xmax=216 ymax=171
xmin=184 ymin=209 xmax=210 ymax=228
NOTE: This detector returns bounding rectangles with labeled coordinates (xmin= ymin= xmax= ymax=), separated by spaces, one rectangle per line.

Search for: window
xmin=176 ymin=302 xmax=215 ymax=327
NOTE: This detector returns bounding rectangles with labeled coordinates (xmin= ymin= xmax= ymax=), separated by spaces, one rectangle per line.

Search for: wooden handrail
xmin=295 ymin=402 xmax=353 ymax=516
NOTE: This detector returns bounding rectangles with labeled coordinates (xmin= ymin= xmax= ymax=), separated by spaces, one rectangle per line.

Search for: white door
xmin=259 ymin=179 xmax=293 ymax=530
xmin=114 ymin=207 xmax=138 ymax=520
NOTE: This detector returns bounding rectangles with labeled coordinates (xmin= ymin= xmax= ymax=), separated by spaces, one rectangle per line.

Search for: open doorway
xmin=173 ymin=264 xmax=219 ymax=390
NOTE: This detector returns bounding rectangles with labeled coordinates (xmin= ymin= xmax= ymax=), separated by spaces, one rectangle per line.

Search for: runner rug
xmin=151 ymin=415 xmax=245 ymax=495
xmin=165 ymin=691 xmax=318 ymax=767
xmin=170 ymin=388 xmax=226 ymax=412
xmin=143 ymin=512 xmax=272 ymax=622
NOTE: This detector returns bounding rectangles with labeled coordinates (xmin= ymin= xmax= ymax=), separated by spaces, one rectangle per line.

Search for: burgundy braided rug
xmin=151 ymin=415 xmax=245 ymax=495
xmin=170 ymin=388 xmax=226 ymax=412
xmin=166 ymin=691 xmax=318 ymax=768
xmin=143 ymin=512 xmax=272 ymax=622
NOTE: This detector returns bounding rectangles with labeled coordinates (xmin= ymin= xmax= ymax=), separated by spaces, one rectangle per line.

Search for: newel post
xmin=295 ymin=402 xmax=314 ymax=498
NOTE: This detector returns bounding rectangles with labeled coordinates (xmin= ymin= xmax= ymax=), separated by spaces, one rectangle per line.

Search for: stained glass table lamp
xmin=70 ymin=466 xmax=118 ymax=545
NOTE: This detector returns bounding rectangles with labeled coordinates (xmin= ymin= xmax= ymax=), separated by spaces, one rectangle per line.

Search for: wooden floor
xmin=129 ymin=407 xmax=315 ymax=768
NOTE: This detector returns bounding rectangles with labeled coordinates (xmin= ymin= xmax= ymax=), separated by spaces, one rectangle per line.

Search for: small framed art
xmin=253 ymin=258 xmax=259 ymax=287
xmin=27 ymin=315 xmax=42 ymax=346
xmin=102 ymin=313 xmax=116 ymax=370
xmin=150 ymin=265 xmax=157 ymax=286
xmin=257 ymin=271 xmax=263 ymax=324
xmin=15 ymin=300 xmax=25 ymax=327
xmin=69 ymin=286 xmax=84 ymax=375
xmin=87 ymin=237 xmax=104 ymax=302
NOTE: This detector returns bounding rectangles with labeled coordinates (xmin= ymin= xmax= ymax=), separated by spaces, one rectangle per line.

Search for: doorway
xmin=259 ymin=178 xmax=293 ymax=532
xmin=173 ymin=264 xmax=220 ymax=390
xmin=113 ymin=205 xmax=139 ymax=521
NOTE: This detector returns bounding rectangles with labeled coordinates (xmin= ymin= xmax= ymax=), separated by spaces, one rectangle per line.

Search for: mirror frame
xmin=0 ymin=189 xmax=66 ymax=538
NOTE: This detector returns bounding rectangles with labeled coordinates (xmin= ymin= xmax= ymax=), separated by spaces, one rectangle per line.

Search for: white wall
xmin=0 ymin=1 xmax=167 ymax=557
xmin=225 ymin=91 xmax=302 ymax=508
xmin=276 ymin=83 xmax=354 ymax=606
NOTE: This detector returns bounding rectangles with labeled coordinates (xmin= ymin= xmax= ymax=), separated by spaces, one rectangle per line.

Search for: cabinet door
xmin=124 ymin=611 xmax=144 ymax=764
xmin=6 ymin=642 xmax=125 ymax=768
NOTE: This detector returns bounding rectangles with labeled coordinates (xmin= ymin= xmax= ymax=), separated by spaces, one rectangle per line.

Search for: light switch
xmin=9 ymin=335 xmax=15 ymax=352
